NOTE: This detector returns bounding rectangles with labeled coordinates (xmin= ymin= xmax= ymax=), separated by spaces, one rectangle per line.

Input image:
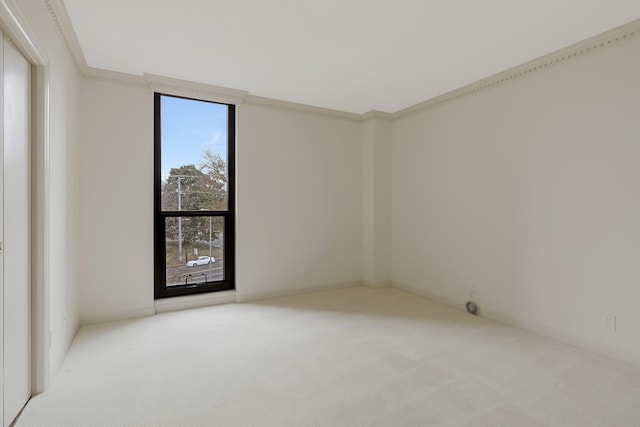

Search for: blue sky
xmin=161 ymin=95 xmax=228 ymax=180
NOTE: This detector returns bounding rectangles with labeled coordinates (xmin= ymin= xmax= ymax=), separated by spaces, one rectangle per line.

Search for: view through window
xmin=154 ymin=93 xmax=235 ymax=298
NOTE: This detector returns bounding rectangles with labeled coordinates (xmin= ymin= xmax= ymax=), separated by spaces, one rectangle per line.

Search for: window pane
xmin=165 ymin=216 xmax=225 ymax=287
xmin=161 ymin=96 xmax=228 ymax=211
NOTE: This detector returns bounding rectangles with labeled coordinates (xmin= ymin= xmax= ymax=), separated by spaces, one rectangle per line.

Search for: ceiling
xmin=62 ymin=0 xmax=640 ymax=114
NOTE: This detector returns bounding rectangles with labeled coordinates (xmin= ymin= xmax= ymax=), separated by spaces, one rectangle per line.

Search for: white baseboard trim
xmin=479 ymin=305 xmax=640 ymax=367
xmin=392 ymin=281 xmax=464 ymax=312
xmin=80 ymin=306 xmax=155 ymax=325
xmin=363 ymin=280 xmax=391 ymax=289
xmin=154 ymin=290 xmax=236 ymax=314
xmin=235 ymin=281 xmax=362 ymax=303
xmin=80 ymin=282 xmax=363 ymax=324
xmin=391 ymin=281 xmax=640 ymax=367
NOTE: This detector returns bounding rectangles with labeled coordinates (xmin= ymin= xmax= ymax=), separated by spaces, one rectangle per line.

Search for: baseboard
xmin=80 ymin=306 xmax=155 ymax=325
xmin=479 ymin=305 xmax=640 ymax=367
xmin=391 ymin=281 xmax=640 ymax=367
xmin=235 ymin=281 xmax=362 ymax=303
xmin=363 ymin=280 xmax=392 ymax=289
xmin=80 ymin=283 xmax=361 ymax=323
xmin=391 ymin=281 xmax=465 ymax=312
xmin=154 ymin=290 xmax=236 ymax=314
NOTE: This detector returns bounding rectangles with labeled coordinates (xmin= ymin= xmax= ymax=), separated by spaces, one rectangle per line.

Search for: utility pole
xmin=177 ymin=176 xmax=183 ymax=259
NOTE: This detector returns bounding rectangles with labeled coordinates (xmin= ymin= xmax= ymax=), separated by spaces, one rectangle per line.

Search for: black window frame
xmin=154 ymin=92 xmax=236 ymax=299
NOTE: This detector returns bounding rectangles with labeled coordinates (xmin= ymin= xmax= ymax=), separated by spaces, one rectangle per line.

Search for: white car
xmin=186 ymin=256 xmax=214 ymax=267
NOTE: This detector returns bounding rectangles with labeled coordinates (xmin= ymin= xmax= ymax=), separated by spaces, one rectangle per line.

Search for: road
xmin=166 ymin=258 xmax=224 ymax=286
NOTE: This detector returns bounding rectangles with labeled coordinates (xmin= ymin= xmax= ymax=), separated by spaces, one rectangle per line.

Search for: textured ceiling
xmin=62 ymin=0 xmax=640 ymax=114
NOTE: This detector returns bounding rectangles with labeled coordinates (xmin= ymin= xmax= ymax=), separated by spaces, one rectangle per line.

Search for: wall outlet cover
xmin=604 ymin=315 xmax=616 ymax=331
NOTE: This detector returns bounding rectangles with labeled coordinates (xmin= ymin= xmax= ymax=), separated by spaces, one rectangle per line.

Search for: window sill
xmin=154 ymin=290 xmax=236 ymax=314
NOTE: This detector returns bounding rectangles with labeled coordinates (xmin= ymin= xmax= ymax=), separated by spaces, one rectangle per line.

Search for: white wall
xmin=78 ymin=79 xmax=153 ymax=323
xmin=77 ymin=88 xmax=364 ymax=318
xmin=15 ymin=1 xmax=82 ymax=376
xmin=236 ymin=102 xmax=363 ymax=300
xmin=391 ymin=36 xmax=640 ymax=363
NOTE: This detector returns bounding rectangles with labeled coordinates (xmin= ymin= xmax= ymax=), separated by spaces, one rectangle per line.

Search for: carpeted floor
xmin=16 ymin=287 xmax=640 ymax=426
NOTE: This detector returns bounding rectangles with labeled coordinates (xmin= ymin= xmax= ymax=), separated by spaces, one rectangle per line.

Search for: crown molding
xmin=362 ymin=110 xmax=394 ymax=121
xmin=244 ymin=95 xmax=363 ymax=121
xmin=84 ymin=69 xmax=250 ymax=104
xmin=43 ymin=0 xmax=86 ymax=72
xmin=144 ymin=73 xmax=248 ymax=105
xmin=84 ymin=67 xmax=148 ymax=88
xmin=393 ymin=18 xmax=640 ymax=120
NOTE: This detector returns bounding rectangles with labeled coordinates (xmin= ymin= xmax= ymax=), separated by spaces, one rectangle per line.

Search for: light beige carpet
xmin=16 ymin=287 xmax=640 ymax=426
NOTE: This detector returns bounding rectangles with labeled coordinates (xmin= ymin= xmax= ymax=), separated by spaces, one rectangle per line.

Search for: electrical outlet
xmin=604 ymin=315 xmax=616 ymax=331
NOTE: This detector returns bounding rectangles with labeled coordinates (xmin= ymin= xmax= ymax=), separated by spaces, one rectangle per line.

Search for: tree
xmin=200 ymin=148 xmax=227 ymax=210
xmin=162 ymin=164 xmax=213 ymax=211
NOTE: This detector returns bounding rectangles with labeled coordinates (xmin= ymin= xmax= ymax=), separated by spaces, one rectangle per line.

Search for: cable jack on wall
xmin=466 ymin=286 xmax=479 ymax=315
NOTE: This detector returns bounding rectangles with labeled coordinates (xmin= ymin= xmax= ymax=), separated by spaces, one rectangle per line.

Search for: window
xmin=154 ymin=93 xmax=235 ymax=298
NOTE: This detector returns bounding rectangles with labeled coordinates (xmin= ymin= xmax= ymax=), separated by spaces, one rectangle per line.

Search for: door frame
xmin=0 ymin=0 xmax=51 ymax=394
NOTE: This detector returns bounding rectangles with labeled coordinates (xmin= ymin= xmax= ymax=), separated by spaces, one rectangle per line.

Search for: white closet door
xmin=0 ymin=31 xmax=4 ymax=426
xmin=2 ymin=35 xmax=32 ymax=426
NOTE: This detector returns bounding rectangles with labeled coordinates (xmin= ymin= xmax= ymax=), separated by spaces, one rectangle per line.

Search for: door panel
xmin=3 ymin=36 xmax=32 ymax=426
xmin=0 ymin=31 xmax=4 ymax=426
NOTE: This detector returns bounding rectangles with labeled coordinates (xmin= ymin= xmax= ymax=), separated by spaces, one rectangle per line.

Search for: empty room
xmin=1 ymin=0 xmax=640 ymax=425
